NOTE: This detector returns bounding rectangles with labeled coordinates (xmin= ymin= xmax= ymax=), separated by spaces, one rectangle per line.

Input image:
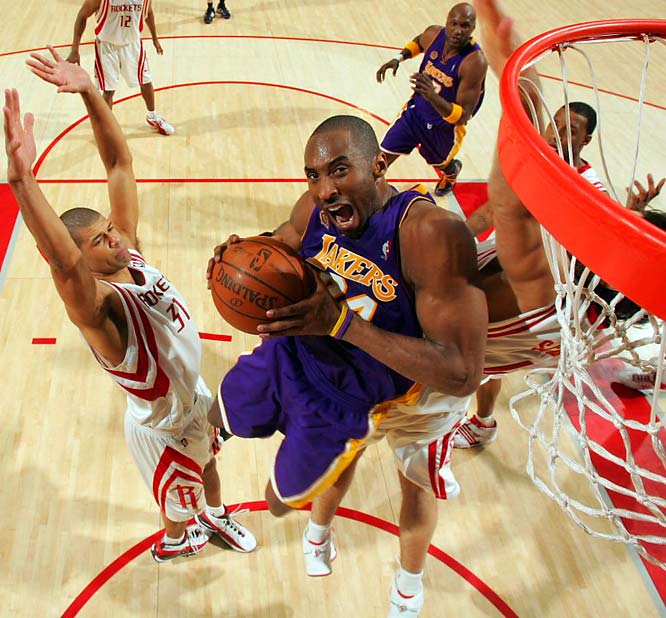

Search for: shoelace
xmin=220 ymin=506 xmax=250 ymax=536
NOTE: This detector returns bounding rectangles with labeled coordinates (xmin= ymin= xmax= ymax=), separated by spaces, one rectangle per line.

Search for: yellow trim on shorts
xmin=436 ymin=124 xmax=467 ymax=168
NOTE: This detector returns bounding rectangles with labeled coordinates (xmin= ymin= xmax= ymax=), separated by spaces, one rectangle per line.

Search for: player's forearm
xmin=341 ymin=317 xmax=482 ymax=396
xmin=70 ymin=14 xmax=88 ymax=50
xmin=9 ymin=175 xmax=82 ymax=270
xmin=79 ymin=83 xmax=133 ymax=171
xmin=145 ymin=12 xmax=158 ymax=40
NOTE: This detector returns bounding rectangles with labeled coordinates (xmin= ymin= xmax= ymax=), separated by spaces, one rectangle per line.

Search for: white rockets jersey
xmin=476 ymin=231 xmax=497 ymax=271
xmin=93 ymin=250 xmax=203 ymax=431
xmin=95 ymin=0 xmax=148 ymax=46
xmin=484 ymin=303 xmax=561 ymax=375
xmin=578 ymin=161 xmax=607 ymax=193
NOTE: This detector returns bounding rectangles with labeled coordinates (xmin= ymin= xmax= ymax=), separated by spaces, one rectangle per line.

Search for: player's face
xmin=445 ymin=7 xmax=476 ymax=49
xmin=304 ymin=129 xmax=386 ymax=238
xmin=78 ymin=217 xmax=131 ymax=274
xmin=545 ymin=109 xmax=591 ymax=163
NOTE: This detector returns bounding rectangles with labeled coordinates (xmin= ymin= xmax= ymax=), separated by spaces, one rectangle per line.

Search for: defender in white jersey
xmin=5 ymin=49 xmax=255 ymax=561
xmin=67 ymin=0 xmax=174 ymax=135
xmin=455 ymin=1 xmax=666 ymax=449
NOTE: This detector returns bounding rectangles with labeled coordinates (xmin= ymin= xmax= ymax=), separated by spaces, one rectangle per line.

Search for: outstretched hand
xmin=626 ymin=174 xmax=665 ymax=212
xmin=3 ymin=89 xmax=37 ymax=182
xmin=473 ymin=0 xmax=520 ymax=78
xmin=27 ymin=45 xmax=94 ymax=93
xmin=376 ymin=58 xmax=400 ymax=83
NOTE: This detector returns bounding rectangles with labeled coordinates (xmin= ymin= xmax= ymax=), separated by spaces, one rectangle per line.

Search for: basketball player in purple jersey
xmin=207 ymin=115 xmax=488 ymax=616
xmin=4 ymin=49 xmax=255 ymax=562
xmin=376 ymin=3 xmax=487 ymax=197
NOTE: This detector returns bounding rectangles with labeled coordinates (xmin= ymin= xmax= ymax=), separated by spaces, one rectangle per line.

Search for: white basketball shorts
xmin=94 ymin=37 xmax=152 ymax=91
xmin=367 ymin=387 xmax=471 ymax=500
xmin=124 ymin=386 xmax=219 ymax=522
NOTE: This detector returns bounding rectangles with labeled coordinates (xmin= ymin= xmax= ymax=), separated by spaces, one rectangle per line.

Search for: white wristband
xmin=393 ymin=53 xmax=403 ymax=62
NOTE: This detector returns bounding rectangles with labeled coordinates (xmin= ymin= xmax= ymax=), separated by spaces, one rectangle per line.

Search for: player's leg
xmin=453 ymin=378 xmax=500 ymax=448
xmin=426 ymin=124 xmax=466 ymax=197
xmin=301 ymin=451 xmax=364 ymax=576
xmin=380 ymin=107 xmax=420 ymax=167
xmin=119 ymin=39 xmax=174 ymax=135
xmin=387 ymin=472 xmax=434 ymax=618
xmin=204 ymin=1 xmax=215 ymax=23
xmin=197 ymin=456 xmax=257 ymax=552
xmin=123 ymin=411 xmax=212 ymax=562
xmin=216 ymin=0 xmax=231 ymax=18
xmin=382 ymin=396 xmax=466 ymax=617
xmin=190 ymin=384 xmax=257 ymax=552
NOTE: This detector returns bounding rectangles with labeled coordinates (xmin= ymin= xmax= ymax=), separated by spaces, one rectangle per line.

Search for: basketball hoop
xmin=497 ymin=20 xmax=666 ymax=569
xmin=499 ymin=20 xmax=666 ymax=320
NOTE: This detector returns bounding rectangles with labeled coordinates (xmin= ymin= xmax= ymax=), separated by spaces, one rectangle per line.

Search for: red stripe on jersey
xmin=105 ymin=285 xmax=150 ymax=382
xmin=128 ymin=249 xmax=145 ymax=264
xmin=95 ymin=0 xmax=110 ymax=36
xmin=105 ymin=285 xmax=170 ymax=400
xmin=487 ymin=305 xmax=557 ymax=338
xmin=152 ymin=445 xmax=203 ymax=507
xmin=121 ymin=291 xmax=170 ymax=399
xmin=483 ymin=359 xmax=535 ymax=375
xmin=139 ymin=0 xmax=149 ymax=32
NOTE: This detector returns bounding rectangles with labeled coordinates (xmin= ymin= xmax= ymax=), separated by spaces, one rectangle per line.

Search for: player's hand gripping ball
xmin=210 ymin=236 xmax=314 ymax=333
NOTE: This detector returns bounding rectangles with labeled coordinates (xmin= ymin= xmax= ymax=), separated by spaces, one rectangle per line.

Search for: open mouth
xmin=327 ymin=203 xmax=355 ymax=229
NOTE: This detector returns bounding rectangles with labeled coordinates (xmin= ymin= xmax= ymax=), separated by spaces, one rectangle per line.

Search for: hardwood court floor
xmin=1 ymin=1 xmax=665 ymax=616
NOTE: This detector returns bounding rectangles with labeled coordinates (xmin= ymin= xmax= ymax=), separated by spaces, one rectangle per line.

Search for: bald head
xmin=308 ymin=115 xmax=380 ymax=161
xmin=448 ymin=2 xmax=475 ymax=21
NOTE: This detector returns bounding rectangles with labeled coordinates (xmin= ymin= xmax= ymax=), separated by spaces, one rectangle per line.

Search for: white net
xmin=504 ymin=26 xmax=666 ymax=568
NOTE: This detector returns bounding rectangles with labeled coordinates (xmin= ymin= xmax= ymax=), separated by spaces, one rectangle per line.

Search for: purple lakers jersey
xmin=413 ymin=29 xmax=485 ymax=124
xmin=296 ymin=187 xmax=432 ymax=408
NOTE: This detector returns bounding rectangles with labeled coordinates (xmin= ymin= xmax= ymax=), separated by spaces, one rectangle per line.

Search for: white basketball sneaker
xmin=452 ymin=415 xmax=498 ymax=448
xmin=146 ymin=112 xmax=175 ymax=136
xmin=195 ymin=506 xmax=257 ymax=553
xmin=302 ymin=526 xmax=337 ymax=576
xmin=150 ymin=523 xmax=212 ymax=562
xmin=388 ymin=578 xmax=424 ymax=617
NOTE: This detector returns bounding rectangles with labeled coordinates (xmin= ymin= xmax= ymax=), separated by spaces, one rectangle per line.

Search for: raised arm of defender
xmin=29 ymin=47 xmax=139 ymax=247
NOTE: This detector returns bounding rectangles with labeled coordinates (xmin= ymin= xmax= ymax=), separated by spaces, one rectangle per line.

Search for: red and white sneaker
xmin=302 ymin=526 xmax=337 ymax=577
xmin=195 ymin=507 xmax=257 ymax=553
xmin=146 ymin=112 xmax=175 ymax=136
xmin=388 ymin=577 xmax=424 ymax=617
xmin=150 ymin=523 xmax=211 ymax=563
xmin=452 ymin=415 xmax=498 ymax=449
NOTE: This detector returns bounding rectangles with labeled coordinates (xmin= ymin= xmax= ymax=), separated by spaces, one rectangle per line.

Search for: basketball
xmin=210 ymin=236 xmax=314 ymax=334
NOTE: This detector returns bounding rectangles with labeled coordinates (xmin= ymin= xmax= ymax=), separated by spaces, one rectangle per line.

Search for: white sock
xmin=475 ymin=413 xmax=495 ymax=427
xmin=163 ymin=532 xmax=185 ymax=545
xmin=206 ymin=504 xmax=227 ymax=518
xmin=147 ymin=110 xmax=158 ymax=118
xmin=396 ymin=566 xmax=423 ymax=596
xmin=306 ymin=520 xmax=331 ymax=543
